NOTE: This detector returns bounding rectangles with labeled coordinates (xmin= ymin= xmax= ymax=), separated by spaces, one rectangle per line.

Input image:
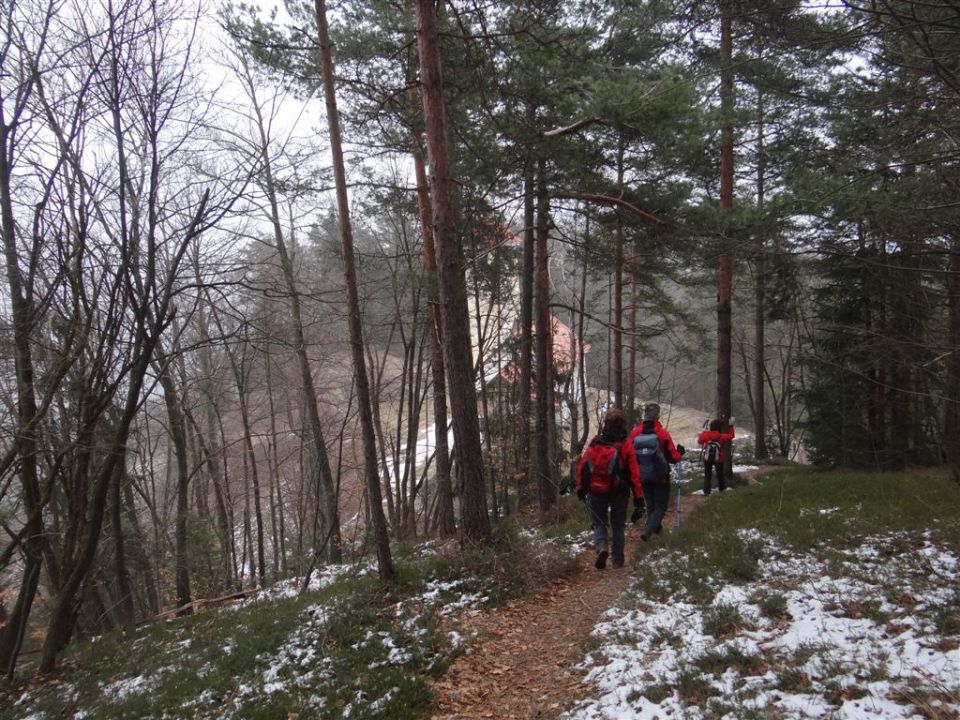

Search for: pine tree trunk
xmin=415 ymin=0 xmax=490 ymax=541
xmin=315 ymin=0 xmax=395 ymax=578
xmin=578 ymin=220 xmax=592 ymax=450
xmin=945 ymin=233 xmax=960 ymax=486
xmin=534 ymin=159 xmax=555 ymax=511
xmin=473 ymin=273 xmax=499 ymax=520
xmin=627 ymin=271 xmax=638 ymax=423
xmin=753 ymin=90 xmax=769 ymax=459
xmin=718 ymin=4 xmax=735 ymax=480
xmin=408 ymin=86 xmax=456 ymax=536
xmin=517 ymin=154 xmax=536 ymax=507
xmin=613 ymin=135 xmax=625 ymax=408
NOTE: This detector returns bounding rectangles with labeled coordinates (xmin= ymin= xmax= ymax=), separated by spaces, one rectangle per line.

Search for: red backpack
xmin=579 ymin=439 xmax=625 ymax=495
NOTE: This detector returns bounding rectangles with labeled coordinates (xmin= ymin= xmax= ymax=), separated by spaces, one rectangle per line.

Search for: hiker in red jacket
xmin=623 ymin=403 xmax=685 ymax=541
xmin=697 ymin=418 xmax=735 ymax=495
xmin=576 ymin=409 xmax=641 ymax=569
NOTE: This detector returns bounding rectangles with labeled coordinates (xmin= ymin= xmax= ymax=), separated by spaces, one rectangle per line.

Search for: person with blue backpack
xmin=576 ymin=409 xmax=642 ymax=569
xmin=623 ymin=403 xmax=685 ymax=541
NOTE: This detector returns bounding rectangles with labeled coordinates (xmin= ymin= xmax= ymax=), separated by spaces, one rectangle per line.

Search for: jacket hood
xmin=593 ymin=429 xmax=627 ymax=445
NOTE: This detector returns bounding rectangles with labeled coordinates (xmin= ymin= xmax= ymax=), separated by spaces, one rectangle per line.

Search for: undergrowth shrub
xmin=702 ymin=604 xmax=753 ymax=638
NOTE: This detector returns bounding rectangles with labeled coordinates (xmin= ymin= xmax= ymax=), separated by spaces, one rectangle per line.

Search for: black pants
xmin=641 ymin=481 xmax=670 ymax=537
xmin=704 ymin=461 xmax=725 ymax=495
xmin=585 ymin=492 xmax=628 ymax=563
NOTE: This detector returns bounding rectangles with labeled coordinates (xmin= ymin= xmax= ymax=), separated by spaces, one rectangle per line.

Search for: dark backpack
xmin=701 ymin=440 xmax=721 ymax=464
xmin=633 ymin=430 xmax=669 ymax=484
xmin=582 ymin=441 xmax=625 ymax=495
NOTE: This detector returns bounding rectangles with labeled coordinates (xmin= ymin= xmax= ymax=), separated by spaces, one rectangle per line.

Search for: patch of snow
xmin=101 ymin=669 xmax=166 ymax=703
xmin=564 ymin=532 xmax=960 ymax=720
xmin=236 ymin=562 xmax=374 ymax=608
xmin=403 ymin=577 xmax=488 ymax=617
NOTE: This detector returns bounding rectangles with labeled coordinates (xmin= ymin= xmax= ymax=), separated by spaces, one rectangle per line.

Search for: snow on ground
xmin=234 ymin=560 xmax=376 ymax=607
xmin=60 ymin=530 xmax=580 ymax=718
xmin=522 ymin=527 xmax=592 ymax=559
xmin=565 ymin=531 xmax=960 ymax=720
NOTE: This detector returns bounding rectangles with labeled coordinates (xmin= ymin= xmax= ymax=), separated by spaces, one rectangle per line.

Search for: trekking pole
xmin=676 ymin=461 xmax=683 ymax=529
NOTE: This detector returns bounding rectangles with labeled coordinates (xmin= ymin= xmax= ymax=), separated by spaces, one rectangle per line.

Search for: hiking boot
xmin=594 ymin=550 xmax=609 ymax=570
xmin=612 ymin=558 xmax=624 ymax=569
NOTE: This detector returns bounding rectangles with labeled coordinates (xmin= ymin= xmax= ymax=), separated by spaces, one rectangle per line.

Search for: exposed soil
xmin=430 ymin=490 xmax=711 ymax=720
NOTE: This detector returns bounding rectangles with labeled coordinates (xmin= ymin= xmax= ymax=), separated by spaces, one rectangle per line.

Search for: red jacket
xmin=697 ymin=426 xmax=735 ymax=463
xmin=622 ymin=420 xmax=682 ymax=486
xmin=577 ymin=433 xmax=641 ymax=498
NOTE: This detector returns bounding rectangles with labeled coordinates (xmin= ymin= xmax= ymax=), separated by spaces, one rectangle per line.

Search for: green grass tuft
xmin=702 ymin=604 xmax=754 ymax=638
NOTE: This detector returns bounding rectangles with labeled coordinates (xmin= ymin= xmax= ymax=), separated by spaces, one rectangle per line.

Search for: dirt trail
xmin=430 ymin=491 xmax=711 ymax=720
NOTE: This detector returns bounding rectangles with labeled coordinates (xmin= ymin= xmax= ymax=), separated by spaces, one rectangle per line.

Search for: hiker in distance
xmin=576 ymin=409 xmax=642 ymax=570
xmin=624 ymin=403 xmax=685 ymax=541
xmin=697 ymin=417 xmax=735 ymax=495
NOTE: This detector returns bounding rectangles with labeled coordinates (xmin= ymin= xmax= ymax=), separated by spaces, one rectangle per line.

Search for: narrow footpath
xmin=430 ymin=491 xmax=711 ymax=720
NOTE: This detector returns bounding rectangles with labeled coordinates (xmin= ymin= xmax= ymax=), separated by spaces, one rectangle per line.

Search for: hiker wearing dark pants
xmin=585 ymin=492 xmax=628 ymax=567
xmin=577 ymin=409 xmax=641 ymax=569
xmin=624 ymin=403 xmax=685 ymax=541
xmin=641 ymin=482 xmax=670 ymax=539
xmin=697 ymin=418 xmax=735 ymax=495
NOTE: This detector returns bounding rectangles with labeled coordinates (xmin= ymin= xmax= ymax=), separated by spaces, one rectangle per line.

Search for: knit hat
xmin=642 ymin=403 xmax=661 ymax=421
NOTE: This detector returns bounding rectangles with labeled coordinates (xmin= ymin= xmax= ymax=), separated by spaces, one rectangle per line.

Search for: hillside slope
xmin=4 ymin=468 xmax=957 ymax=720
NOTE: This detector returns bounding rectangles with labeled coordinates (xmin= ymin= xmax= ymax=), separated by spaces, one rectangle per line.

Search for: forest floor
xmin=431 ymin=484 xmax=717 ymax=720
xmin=7 ymin=466 xmax=957 ymax=720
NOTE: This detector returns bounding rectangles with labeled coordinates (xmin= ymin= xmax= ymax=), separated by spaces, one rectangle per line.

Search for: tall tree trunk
xmin=238 ymin=378 xmax=267 ymax=587
xmin=578 ymin=218 xmax=592 ymax=449
xmin=122 ymin=479 xmax=159 ymax=615
xmin=627 ymin=271 xmax=638 ymax=423
xmin=264 ymin=355 xmax=286 ymax=574
xmin=473 ymin=271 xmax=499 ymax=521
xmin=612 ymin=135 xmax=625 ymax=408
xmin=517 ymin=149 xmax=536 ymax=507
xmin=415 ymin=0 xmax=490 ymax=541
xmin=194 ymin=297 xmax=235 ymax=589
xmin=241 ymin=450 xmax=254 ymax=585
xmin=39 ymin=349 xmax=157 ymax=672
xmin=0 ymin=113 xmax=46 ymax=679
xmin=110 ymin=451 xmax=135 ymax=627
xmin=944 ymin=232 xmax=960 ymax=486
xmin=315 ymin=0 xmax=395 ymax=579
xmin=409 ymin=85 xmax=455 ymax=536
xmin=533 ymin=158 xmax=555 ymax=511
xmin=718 ymin=4 xmax=735 ymax=482
xmin=368 ymin=341 xmax=398 ymax=528
xmin=159 ymin=365 xmax=193 ymax=613
xmin=753 ymin=88 xmax=769 ymax=459
xmin=239 ymin=63 xmax=342 ymax=563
